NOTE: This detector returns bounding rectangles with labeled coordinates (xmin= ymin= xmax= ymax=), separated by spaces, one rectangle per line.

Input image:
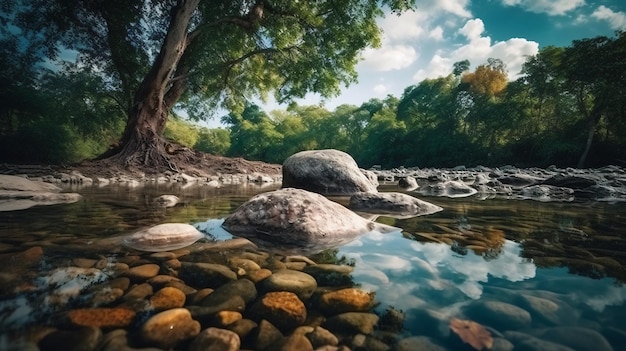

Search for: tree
xmin=560 ymin=33 xmax=626 ymax=167
xmin=16 ymin=0 xmax=416 ymax=170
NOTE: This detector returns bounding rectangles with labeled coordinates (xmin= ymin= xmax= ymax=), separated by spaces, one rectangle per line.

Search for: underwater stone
xmin=122 ymin=223 xmax=204 ymax=252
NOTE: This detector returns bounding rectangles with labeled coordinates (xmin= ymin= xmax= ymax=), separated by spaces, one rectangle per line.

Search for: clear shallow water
xmin=1 ymin=183 xmax=626 ymax=349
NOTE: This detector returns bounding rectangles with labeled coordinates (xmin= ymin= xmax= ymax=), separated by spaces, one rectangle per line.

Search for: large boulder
xmin=222 ymin=188 xmax=398 ymax=254
xmin=282 ymin=149 xmax=378 ymax=195
xmin=0 ymin=174 xmax=81 ymax=211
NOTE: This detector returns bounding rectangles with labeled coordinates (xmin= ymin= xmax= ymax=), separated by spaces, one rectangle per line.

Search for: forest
xmin=1 ymin=1 xmax=625 ymax=169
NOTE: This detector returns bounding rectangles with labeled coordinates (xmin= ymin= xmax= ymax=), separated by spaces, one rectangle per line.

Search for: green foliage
xmin=194 ymin=128 xmax=231 ymax=155
xmin=164 ymin=116 xmax=199 ymax=148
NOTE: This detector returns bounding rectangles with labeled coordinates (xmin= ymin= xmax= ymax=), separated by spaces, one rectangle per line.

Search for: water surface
xmin=1 ymin=183 xmax=625 ymax=349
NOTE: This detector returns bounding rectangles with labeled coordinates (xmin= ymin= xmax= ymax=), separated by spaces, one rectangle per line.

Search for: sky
xmin=230 ymin=0 xmax=626 ymax=127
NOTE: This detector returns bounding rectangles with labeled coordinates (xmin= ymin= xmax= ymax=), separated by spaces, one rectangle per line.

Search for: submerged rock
xmin=348 ymin=192 xmax=442 ymax=218
xmin=282 ymin=149 xmax=378 ymax=195
xmin=122 ymin=223 xmax=205 ymax=252
xmin=222 ymin=188 xmax=399 ymax=254
xmin=417 ymin=180 xmax=478 ymax=198
xmin=0 ymin=174 xmax=81 ymax=211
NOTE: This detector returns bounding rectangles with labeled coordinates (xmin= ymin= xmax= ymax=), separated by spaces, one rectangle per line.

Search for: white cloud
xmin=429 ymin=26 xmax=445 ymax=41
xmin=413 ymin=18 xmax=539 ymax=81
xmin=592 ymin=5 xmax=626 ymax=30
xmin=429 ymin=0 xmax=472 ymax=18
xmin=360 ymin=44 xmax=418 ymax=72
xmin=458 ymin=18 xmax=486 ymax=41
xmin=373 ymin=83 xmax=388 ymax=95
xmin=379 ymin=10 xmax=428 ymax=41
xmin=500 ymin=0 xmax=585 ymax=15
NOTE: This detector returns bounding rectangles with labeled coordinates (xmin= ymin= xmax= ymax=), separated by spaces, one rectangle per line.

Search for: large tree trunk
xmin=99 ymin=0 xmax=200 ymax=171
xmin=577 ymin=106 xmax=602 ymax=168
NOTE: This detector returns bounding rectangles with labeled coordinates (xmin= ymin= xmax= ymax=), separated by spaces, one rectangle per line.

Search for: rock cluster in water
xmin=222 ymin=149 xmax=441 ymax=253
xmin=0 ymin=174 xmax=81 ymax=211
xmin=372 ymin=165 xmax=626 ymax=202
xmin=1 ymin=240 xmax=619 ymax=351
xmin=1 ymin=244 xmax=386 ymax=351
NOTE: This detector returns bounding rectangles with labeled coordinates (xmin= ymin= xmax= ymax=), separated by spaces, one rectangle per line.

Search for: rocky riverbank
xmin=371 ymin=164 xmax=626 ymax=203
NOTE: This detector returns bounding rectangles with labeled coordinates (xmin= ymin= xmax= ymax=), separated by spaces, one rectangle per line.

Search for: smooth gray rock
xmin=222 ymin=188 xmax=399 ymax=255
xmin=282 ymin=149 xmax=378 ymax=195
xmin=122 ymin=223 xmax=204 ymax=252
xmin=0 ymin=174 xmax=81 ymax=211
xmin=348 ymin=192 xmax=442 ymax=218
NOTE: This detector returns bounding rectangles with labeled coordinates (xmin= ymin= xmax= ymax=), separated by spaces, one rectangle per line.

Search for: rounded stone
xmin=211 ymin=311 xmax=243 ymax=327
xmin=464 ymin=300 xmax=532 ymax=330
xmin=39 ymin=327 xmax=102 ymax=351
xmin=123 ymin=264 xmax=160 ymax=281
xmin=201 ymin=278 xmax=257 ymax=306
xmin=67 ymin=308 xmax=136 ymax=328
xmin=393 ymin=336 xmax=447 ymax=351
xmin=226 ymin=319 xmax=258 ymax=340
xmin=244 ymin=268 xmax=272 ymax=284
xmin=250 ymin=319 xmax=283 ymax=351
xmin=188 ymin=327 xmax=240 ymax=351
xmin=122 ymin=283 xmax=153 ymax=301
xmin=317 ymin=288 xmax=375 ymax=314
xmin=260 ymin=269 xmax=317 ymax=300
xmin=179 ymin=262 xmax=237 ymax=288
xmin=249 ymin=291 xmax=307 ymax=333
xmin=139 ymin=308 xmax=201 ymax=349
xmin=306 ymin=326 xmax=339 ymax=348
xmin=323 ymin=312 xmax=379 ymax=335
xmin=150 ymin=286 xmax=186 ymax=311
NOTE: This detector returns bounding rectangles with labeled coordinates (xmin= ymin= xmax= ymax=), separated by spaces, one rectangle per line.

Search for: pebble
xmin=226 ymin=318 xmax=258 ymax=340
xmin=179 ymin=262 xmax=237 ymax=288
xmin=146 ymin=274 xmax=182 ymax=288
xmin=393 ymin=336 xmax=447 ymax=351
xmin=306 ymin=326 xmax=339 ymax=348
xmin=122 ymin=283 xmax=153 ymax=301
xmin=504 ymin=331 xmax=574 ymax=351
xmin=317 ymin=288 xmax=375 ymax=314
xmin=139 ymin=308 xmax=201 ymax=349
xmin=250 ymin=319 xmax=283 ymax=350
xmin=464 ymin=300 xmax=532 ymax=330
xmin=188 ymin=287 xmax=214 ymax=304
xmin=123 ymin=264 xmax=160 ymax=281
xmin=67 ymin=308 xmax=136 ymax=328
xmin=244 ymin=268 xmax=272 ymax=283
xmin=260 ymin=269 xmax=317 ymax=300
xmin=201 ymin=278 xmax=257 ymax=306
xmin=274 ymin=333 xmax=314 ymax=351
xmin=323 ymin=312 xmax=379 ymax=335
xmin=149 ymin=286 xmax=186 ymax=311
xmin=249 ymin=291 xmax=307 ymax=333
xmin=188 ymin=295 xmax=246 ymax=320
xmin=39 ymin=326 xmax=102 ymax=351
xmin=530 ymin=326 xmax=613 ymax=351
xmin=188 ymin=327 xmax=240 ymax=351
xmin=210 ymin=311 xmax=243 ymax=327
xmin=229 ymin=257 xmax=261 ymax=271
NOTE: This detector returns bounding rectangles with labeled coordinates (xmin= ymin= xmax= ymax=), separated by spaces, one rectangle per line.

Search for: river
xmin=1 ymin=182 xmax=625 ymax=350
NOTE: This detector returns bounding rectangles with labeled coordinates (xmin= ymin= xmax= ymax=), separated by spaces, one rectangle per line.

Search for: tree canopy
xmin=1 ymin=0 xmax=624 ymax=169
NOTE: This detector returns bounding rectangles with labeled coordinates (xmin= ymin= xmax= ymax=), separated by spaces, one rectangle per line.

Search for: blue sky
xmin=247 ymin=0 xmax=626 ymax=122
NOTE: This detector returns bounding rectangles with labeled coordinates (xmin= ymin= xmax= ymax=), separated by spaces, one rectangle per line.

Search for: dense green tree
xmin=13 ymin=0 xmax=416 ymax=170
xmin=194 ymin=127 xmax=231 ymax=155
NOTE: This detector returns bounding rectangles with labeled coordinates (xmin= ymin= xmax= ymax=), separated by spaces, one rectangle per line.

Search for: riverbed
xmin=1 ymin=181 xmax=625 ymax=350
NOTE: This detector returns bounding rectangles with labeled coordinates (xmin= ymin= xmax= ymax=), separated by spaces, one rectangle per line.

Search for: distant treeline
xmin=2 ymin=32 xmax=625 ymax=168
